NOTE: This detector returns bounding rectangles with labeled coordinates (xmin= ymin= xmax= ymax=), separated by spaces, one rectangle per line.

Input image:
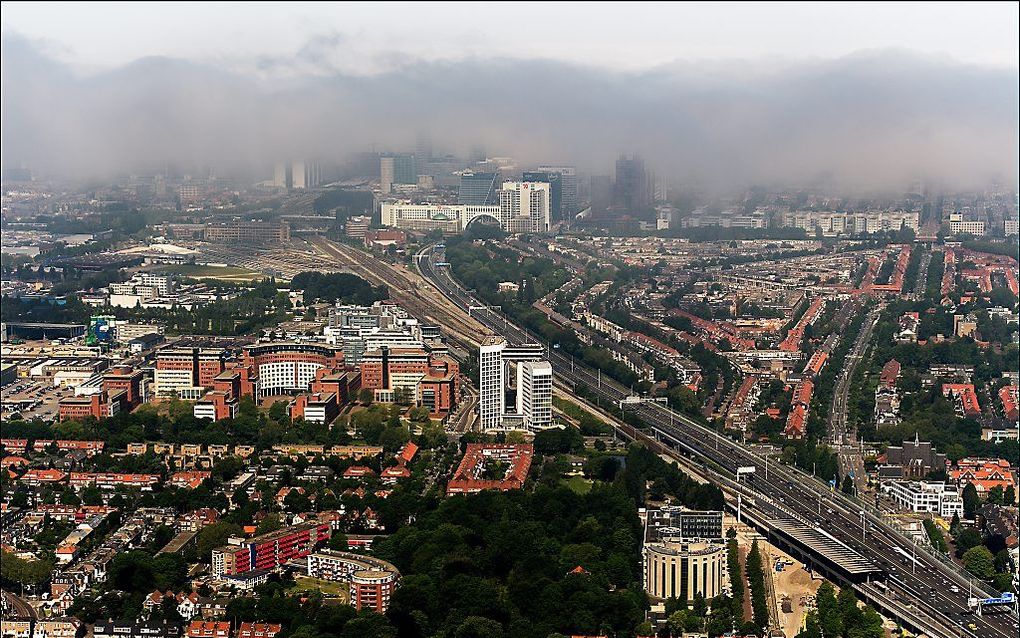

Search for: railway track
xmin=305 ymin=237 xmax=489 ymax=349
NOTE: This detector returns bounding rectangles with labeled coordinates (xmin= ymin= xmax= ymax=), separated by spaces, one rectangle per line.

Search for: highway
xmin=830 ymin=302 xmax=882 ymax=495
xmin=414 ymin=243 xmax=1018 ymax=638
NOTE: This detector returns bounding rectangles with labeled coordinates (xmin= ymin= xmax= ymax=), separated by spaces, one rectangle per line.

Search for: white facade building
xmin=518 ymin=360 xmax=553 ymax=430
xmin=153 ymin=369 xmax=206 ymax=400
xmin=783 ymin=210 xmax=919 ymax=236
xmin=478 ymin=337 xmax=553 ymax=431
xmin=381 ymin=184 xmax=552 ymax=235
xmin=479 ymin=337 xmax=506 ymax=430
xmin=884 ymin=480 xmax=964 ymax=519
xmin=500 ymin=181 xmax=551 ymax=233
xmin=379 ymin=202 xmax=500 ymax=233
xmin=948 ymin=213 xmax=986 ymax=236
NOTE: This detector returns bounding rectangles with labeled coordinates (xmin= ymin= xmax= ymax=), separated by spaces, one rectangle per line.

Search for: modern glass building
xmin=458 ymin=171 xmax=500 ymax=205
xmin=538 ymin=166 xmax=578 ymax=218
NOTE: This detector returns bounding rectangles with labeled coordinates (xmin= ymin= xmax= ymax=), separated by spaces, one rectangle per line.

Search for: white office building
xmin=518 ymin=360 xmax=553 ymax=430
xmin=948 ymin=213 xmax=986 ymax=236
xmin=500 ymin=182 xmax=551 ymax=234
xmin=479 ymin=337 xmax=553 ymax=431
xmin=381 ymin=184 xmax=551 ymax=235
xmin=379 ymin=202 xmax=500 ymax=234
xmin=884 ymin=480 xmax=964 ymax=519
xmin=479 ymin=337 xmax=507 ymax=430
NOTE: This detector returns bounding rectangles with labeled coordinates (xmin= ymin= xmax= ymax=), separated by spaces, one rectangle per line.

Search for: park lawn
xmin=291 ymin=575 xmax=350 ymax=602
xmin=562 ymin=475 xmax=593 ymax=495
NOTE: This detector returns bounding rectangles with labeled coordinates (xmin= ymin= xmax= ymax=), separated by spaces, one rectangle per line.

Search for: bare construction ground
xmin=727 ymin=515 xmax=822 ymax=638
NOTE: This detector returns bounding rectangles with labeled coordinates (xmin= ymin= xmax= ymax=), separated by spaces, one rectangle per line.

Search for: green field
xmin=154 ymin=264 xmax=266 ymax=281
xmin=562 ymin=475 xmax=593 ymax=495
xmin=290 ymin=575 xmax=350 ymax=601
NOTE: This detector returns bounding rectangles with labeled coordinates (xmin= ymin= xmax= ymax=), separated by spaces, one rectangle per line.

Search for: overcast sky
xmin=2 ymin=2 xmax=1017 ymax=188
xmin=3 ymin=2 xmax=1017 ymax=75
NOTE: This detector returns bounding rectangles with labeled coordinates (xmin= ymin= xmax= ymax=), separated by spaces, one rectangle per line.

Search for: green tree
xmin=962 ymin=546 xmax=995 ymax=580
xmin=1 ymin=550 xmax=53 ymax=592
xmin=454 ymin=617 xmax=504 ymax=638
xmin=358 ymin=388 xmax=374 ymax=405
xmin=962 ymin=483 xmax=981 ymax=518
xmin=746 ymin=540 xmax=770 ymax=630
xmin=196 ymin=522 xmax=243 ymax=561
xmin=954 ymin=526 xmax=983 ymax=556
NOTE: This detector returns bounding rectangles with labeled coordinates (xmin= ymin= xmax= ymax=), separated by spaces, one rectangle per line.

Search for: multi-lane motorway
xmin=415 ymin=244 xmax=1018 ymax=638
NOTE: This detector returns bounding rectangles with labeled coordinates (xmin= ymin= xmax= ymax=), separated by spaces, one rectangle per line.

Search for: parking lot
xmin=1 ymin=378 xmax=69 ymax=422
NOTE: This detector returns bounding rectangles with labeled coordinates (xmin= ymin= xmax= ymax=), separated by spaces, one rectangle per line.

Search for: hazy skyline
xmin=2 ymin=2 xmax=1017 ymax=189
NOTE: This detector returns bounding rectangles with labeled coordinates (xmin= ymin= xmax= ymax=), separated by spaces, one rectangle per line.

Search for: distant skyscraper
xmin=349 ymin=152 xmax=382 ymax=178
xmin=380 ymin=154 xmax=416 ymax=193
xmin=614 ymin=154 xmax=650 ymax=211
xmin=380 ymin=156 xmax=394 ymax=194
xmin=479 ymin=337 xmax=506 ymax=430
xmin=500 ymin=181 xmax=551 ymax=233
xmin=291 ymin=160 xmax=322 ymax=189
xmin=523 ymin=170 xmax=563 ymax=221
xmin=292 ymin=162 xmax=307 ymax=189
xmin=273 ymin=162 xmax=288 ymax=189
xmin=538 ymin=166 xmax=578 ymax=218
xmin=459 ymin=171 xmax=500 ymax=205
xmin=415 ymin=133 xmax=433 ymax=163
xmin=590 ymin=174 xmax=613 ymax=216
xmin=274 ymin=160 xmax=321 ymax=190
xmin=517 ymin=360 xmax=553 ymax=430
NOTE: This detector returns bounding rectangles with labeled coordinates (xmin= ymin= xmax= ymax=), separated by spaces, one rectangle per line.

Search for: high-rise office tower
xmin=523 ymin=170 xmax=563 ymax=221
xmin=273 ymin=162 xmax=288 ymax=189
xmin=296 ymin=161 xmax=322 ymax=189
xmin=380 ymin=154 xmax=416 ymax=194
xmin=479 ymin=337 xmax=506 ymax=430
xmin=590 ymin=174 xmax=613 ymax=217
xmin=415 ymin=133 xmax=433 ymax=164
xmin=292 ymin=161 xmax=307 ymax=189
xmin=274 ymin=160 xmax=321 ymax=190
xmin=459 ymin=172 xmax=500 ymax=205
xmin=380 ymin=156 xmax=394 ymax=194
xmin=500 ymin=181 xmax=551 ymax=233
xmin=614 ymin=154 xmax=650 ymax=211
xmin=517 ymin=360 xmax=553 ymax=430
xmin=538 ymin=166 xmax=578 ymax=218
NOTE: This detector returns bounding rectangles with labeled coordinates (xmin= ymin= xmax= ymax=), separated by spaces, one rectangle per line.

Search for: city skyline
xmin=2 ymin=3 xmax=1017 ymax=190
